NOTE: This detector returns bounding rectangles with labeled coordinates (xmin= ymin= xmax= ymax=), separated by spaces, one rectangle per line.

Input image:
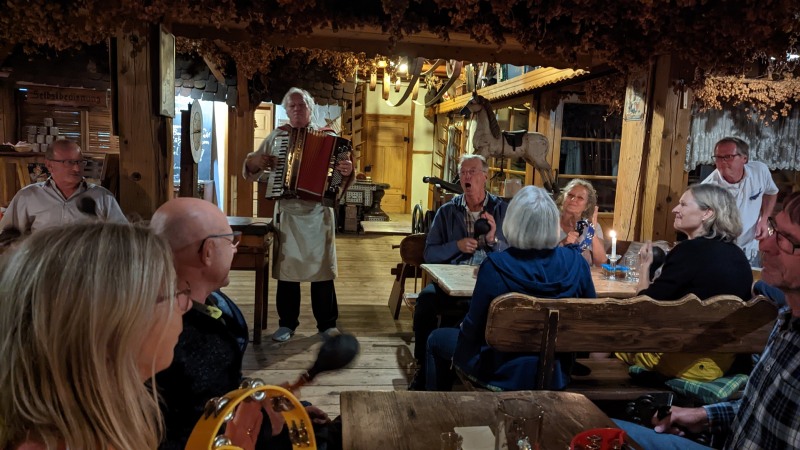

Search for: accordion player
xmin=261 ymin=127 xmax=352 ymax=207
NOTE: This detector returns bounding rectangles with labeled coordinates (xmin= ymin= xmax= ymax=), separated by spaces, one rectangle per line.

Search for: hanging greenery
xmin=1 ymin=0 xmax=798 ymax=110
xmin=694 ymin=75 xmax=800 ymax=122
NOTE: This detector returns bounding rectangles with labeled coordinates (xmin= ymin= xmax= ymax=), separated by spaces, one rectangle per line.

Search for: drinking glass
xmin=625 ymin=254 xmax=639 ymax=282
xmin=606 ymin=254 xmax=621 ymax=280
xmin=495 ymin=398 xmax=544 ymax=450
xmin=441 ymin=431 xmax=463 ymax=450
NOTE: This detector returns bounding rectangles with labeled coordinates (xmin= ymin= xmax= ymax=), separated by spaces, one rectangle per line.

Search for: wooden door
xmin=253 ymin=104 xmax=274 ymax=217
xmin=365 ymin=116 xmax=410 ymax=213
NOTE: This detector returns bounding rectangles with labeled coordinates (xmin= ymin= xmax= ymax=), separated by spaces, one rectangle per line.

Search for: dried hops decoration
xmin=1 ymin=0 xmax=798 ymax=113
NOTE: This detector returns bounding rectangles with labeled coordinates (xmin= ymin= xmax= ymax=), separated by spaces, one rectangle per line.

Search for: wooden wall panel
xmin=613 ymin=70 xmax=651 ymax=241
xmin=115 ymin=29 xmax=172 ymax=219
xmin=227 ymin=106 xmax=255 ymax=217
xmin=614 ymin=55 xmax=691 ymax=242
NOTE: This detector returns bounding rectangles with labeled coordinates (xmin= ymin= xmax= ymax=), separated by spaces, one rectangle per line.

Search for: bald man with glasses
xmin=151 ymin=197 xmax=337 ymax=450
xmin=0 ymin=139 xmax=126 ymax=234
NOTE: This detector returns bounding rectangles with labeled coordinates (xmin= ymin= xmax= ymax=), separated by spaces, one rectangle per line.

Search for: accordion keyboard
xmin=267 ymin=135 xmax=290 ymax=197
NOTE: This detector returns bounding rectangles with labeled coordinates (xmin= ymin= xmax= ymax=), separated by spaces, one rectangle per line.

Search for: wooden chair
xmin=480 ymin=294 xmax=778 ymax=401
xmin=388 ymin=233 xmax=426 ymax=319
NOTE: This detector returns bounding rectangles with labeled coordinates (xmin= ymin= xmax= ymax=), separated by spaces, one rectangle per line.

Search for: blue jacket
xmin=453 ymin=246 xmax=596 ymax=391
xmin=424 ymin=193 xmax=508 ymax=264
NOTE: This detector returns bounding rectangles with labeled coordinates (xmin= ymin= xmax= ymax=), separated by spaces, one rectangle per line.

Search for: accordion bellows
xmin=265 ymin=128 xmax=351 ymax=207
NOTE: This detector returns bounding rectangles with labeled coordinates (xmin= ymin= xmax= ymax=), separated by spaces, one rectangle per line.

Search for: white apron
xmin=272 ymin=198 xmax=338 ymax=282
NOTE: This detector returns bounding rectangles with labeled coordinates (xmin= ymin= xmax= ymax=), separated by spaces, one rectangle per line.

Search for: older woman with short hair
xmin=425 ymin=186 xmax=596 ymax=391
xmin=619 ymin=183 xmax=753 ymax=381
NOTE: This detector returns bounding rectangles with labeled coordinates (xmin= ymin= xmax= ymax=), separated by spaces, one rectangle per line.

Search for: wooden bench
xmin=483 ymin=294 xmax=778 ymax=402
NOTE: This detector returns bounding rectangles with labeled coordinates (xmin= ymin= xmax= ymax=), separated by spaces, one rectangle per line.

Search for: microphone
xmin=473 ymin=217 xmax=491 ymax=239
xmin=0 ymin=227 xmax=22 ymax=248
xmin=78 ymin=197 xmax=97 ymax=217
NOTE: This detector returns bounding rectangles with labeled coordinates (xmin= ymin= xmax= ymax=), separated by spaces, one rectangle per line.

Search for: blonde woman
xmin=619 ymin=184 xmax=753 ymax=381
xmin=556 ymin=178 xmax=607 ymax=266
xmin=0 ymin=223 xmax=189 ymax=450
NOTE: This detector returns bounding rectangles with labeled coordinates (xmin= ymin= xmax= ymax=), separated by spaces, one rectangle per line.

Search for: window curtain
xmin=685 ymin=105 xmax=800 ymax=171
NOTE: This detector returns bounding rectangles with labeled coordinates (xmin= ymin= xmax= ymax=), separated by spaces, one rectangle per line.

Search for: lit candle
xmin=610 ymin=230 xmax=617 ymax=257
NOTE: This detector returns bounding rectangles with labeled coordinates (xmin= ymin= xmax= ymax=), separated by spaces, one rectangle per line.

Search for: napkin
xmin=454 ymin=426 xmax=495 ymax=450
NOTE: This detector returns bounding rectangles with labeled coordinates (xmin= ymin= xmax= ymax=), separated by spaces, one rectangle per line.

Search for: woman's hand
xmin=639 ymin=241 xmax=654 ymax=267
xmin=562 ymin=230 xmax=580 ymax=245
xmin=225 ymin=400 xmax=264 ymax=450
xmin=636 ymin=241 xmax=654 ymax=292
xmin=260 ymin=396 xmax=288 ymax=437
xmin=590 ymin=206 xmax=599 ymax=225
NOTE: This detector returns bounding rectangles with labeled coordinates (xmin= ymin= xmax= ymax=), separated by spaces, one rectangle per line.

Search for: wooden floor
xmin=222 ymin=230 xmax=419 ymax=417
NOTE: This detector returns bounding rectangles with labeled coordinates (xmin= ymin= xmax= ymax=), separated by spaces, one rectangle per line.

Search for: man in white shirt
xmin=702 ymin=137 xmax=777 ymax=261
xmin=0 ymin=139 xmax=126 ymax=234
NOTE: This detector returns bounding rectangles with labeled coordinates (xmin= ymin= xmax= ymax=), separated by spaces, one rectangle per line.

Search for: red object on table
xmin=570 ymin=428 xmax=626 ymax=449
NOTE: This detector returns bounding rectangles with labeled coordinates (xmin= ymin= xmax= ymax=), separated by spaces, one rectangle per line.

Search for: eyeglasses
xmin=47 ymin=159 xmax=88 ymax=167
xmin=712 ymin=154 xmax=741 ymax=162
xmin=157 ymin=282 xmax=193 ymax=313
xmin=459 ymin=168 xmax=486 ymax=177
xmin=766 ymin=217 xmax=800 ymax=255
xmin=566 ymin=193 xmax=587 ymax=202
xmin=198 ymin=231 xmax=242 ymax=253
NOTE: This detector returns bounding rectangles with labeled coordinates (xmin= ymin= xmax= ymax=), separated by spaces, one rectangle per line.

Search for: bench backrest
xmin=484 ymin=294 xmax=779 ymax=389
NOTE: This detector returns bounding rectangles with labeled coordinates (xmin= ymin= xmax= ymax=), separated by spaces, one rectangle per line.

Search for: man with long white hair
xmin=244 ymin=87 xmax=355 ymax=342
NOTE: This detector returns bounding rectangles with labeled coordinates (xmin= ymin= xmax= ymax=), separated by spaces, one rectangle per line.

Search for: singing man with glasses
xmin=0 ymin=139 xmax=126 ymax=235
xmin=408 ymin=153 xmax=509 ymax=390
xmin=701 ymin=136 xmax=778 ymax=264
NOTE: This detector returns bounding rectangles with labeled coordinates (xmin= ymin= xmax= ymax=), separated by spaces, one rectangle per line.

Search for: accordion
xmin=264 ymin=128 xmax=351 ymax=207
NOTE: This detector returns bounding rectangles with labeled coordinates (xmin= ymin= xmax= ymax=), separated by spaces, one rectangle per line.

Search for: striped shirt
xmin=705 ymin=306 xmax=800 ymax=449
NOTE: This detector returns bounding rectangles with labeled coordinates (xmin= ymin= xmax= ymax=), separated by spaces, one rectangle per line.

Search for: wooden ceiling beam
xmin=170 ymin=23 xmax=598 ymax=69
xmin=201 ymin=51 xmax=226 ymax=84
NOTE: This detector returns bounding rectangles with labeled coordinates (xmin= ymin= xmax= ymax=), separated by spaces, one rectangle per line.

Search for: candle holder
xmin=606 ymin=254 xmax=621 ymax=280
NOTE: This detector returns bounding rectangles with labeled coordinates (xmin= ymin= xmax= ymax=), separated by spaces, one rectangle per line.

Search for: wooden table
xmin=360 ymin=220 xmax=411 ymax=235
xmin=341 ymin=390 xmax=638 ymax=450
xmin=228 ymin=216 xmax=272 ymax=345
xmin=421 ymin=264 xmax=639 ymax=298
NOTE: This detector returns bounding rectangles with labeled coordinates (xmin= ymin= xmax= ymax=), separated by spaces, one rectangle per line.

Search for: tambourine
xmin=186 ymin=378 xmax=317 ymax=450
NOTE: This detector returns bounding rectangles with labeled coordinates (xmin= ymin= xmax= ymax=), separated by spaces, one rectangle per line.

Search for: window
xmin=556 ymin=103 xmax=622 ymax=212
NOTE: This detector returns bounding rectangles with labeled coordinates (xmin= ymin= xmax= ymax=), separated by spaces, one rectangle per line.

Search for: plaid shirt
xmin=456 ymin=194 xmax=490 ymax=245
xmin=704 ymin=306 xmax=800 ymax=449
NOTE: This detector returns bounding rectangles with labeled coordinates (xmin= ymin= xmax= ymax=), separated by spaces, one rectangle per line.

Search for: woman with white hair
xmin=0 ymin=223 xmax=190 ymax=450
xmin=425 ymin=186 xmax=596 ymax=391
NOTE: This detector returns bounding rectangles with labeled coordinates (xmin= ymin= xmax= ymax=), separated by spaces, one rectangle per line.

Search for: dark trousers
xmin=276 ymin=279 xmax=338 ymax=332
xmin=412 ymin=282 xmax=469 ymax=367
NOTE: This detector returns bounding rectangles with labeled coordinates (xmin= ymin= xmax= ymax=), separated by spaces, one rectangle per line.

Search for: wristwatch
xmin=486 ymin=236 xmax=498 ymax=247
